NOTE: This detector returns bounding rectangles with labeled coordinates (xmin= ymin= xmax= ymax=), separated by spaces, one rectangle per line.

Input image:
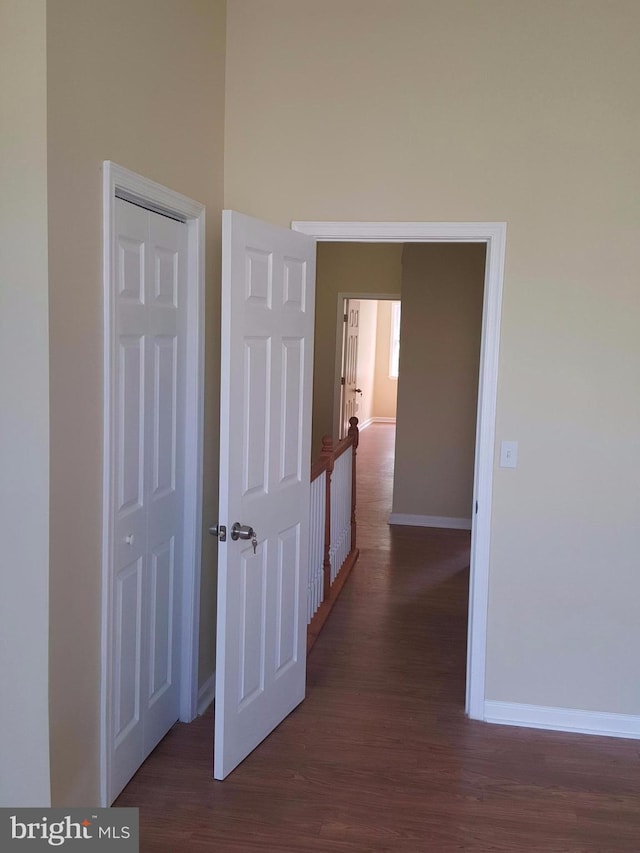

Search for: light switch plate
xmin=500 ymin=440 xmax=518 ymax=468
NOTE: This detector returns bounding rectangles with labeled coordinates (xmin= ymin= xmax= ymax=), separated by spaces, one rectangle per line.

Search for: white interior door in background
xmin=214 ymin=210 xmax=316 ymax=780
xmin=108 ymin=198 xmax=187 ymax=800
xmin=340 ymin=299 xmax=360 ymax=438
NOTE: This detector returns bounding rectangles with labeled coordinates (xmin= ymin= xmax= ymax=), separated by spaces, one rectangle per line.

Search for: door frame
xmin=292 ymin=220 xmax=507 ymax=720
xmin=333 ymin=293 xmax=401 ymax=440
xmin=100 ymin=161 xmax=206 ymax=805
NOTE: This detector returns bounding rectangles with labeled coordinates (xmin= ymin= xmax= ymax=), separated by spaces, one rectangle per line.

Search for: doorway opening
xmin=337 ymin=296 xmax=400 ymax=441
xmin=322 ymin=243 xmax=485 ymax=709
xmin=294 ymin=220 xmax=506 ymax=719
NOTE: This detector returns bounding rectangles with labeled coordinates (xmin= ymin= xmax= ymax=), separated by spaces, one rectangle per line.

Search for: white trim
xmin=359 ymin=416 xmax=397 ymax=431
xmin=292 ymin=221 xmax=506 ymax=242
xmin=101 ymin=161 xmax=205 ymax=806
xmin=358 ymin=417 xmax=375 ymax=431
xmin=389 ymin=513 xmax=472 ymax=530
xmin=388 ymin=300 xmax=401 ymax=379
xmin=484 ymin=701 xmax=640 ymax=740
xmin=293 ymin=220 xmax=507 ymax=722
xmin=197 ymin=672 xmax=216 ymax=716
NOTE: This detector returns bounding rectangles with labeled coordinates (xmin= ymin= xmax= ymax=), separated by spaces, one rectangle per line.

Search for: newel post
xmin=348 ymin=417 xmax=359 ymax=552
xmin=319 ymin=435 xmax=334 ymax=599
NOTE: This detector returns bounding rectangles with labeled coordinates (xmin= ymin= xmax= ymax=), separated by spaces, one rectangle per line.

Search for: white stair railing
xmin=307 ymin=417 xmax=359 ymax=649
xmin=308 ymin=469 xmax=326 ymax=623
xmin=330 ymin=446 xmax=352 ymax=584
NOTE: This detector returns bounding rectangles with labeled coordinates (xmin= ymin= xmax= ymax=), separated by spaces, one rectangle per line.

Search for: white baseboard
xmin=359 ymin=416 xmax=396 ymax=431
xmin=388 ymin=513 xmax=472 ymax=530
xmin=197 ymin=672 xmax=215 ymax=715
xmin=484 ymin=700 xmax=640 ymax=740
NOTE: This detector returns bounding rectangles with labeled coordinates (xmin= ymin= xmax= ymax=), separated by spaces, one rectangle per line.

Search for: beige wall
xmin=225 ymin=0 xmax=640 ymax=715
xmin=392 ymin=244 xmax=484 ymax=520
xmin=0 ymin=0 xmax=51 ymax=807
xmin=355 ymin=299 xmax=378 ymax=427
xmin=47 ymin=0 xmax=226 ymax=805
xmin=312 ymin=243 xmax=402 ymax=454
xmin=5 ymin=0 xmax=640 ymax=809
xmin=372 ymin=300 xmax=398 ymax=420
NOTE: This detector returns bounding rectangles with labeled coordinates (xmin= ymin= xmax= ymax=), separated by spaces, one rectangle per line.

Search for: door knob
xmin=231 ymin=522 xmax=255 ymax=541
xmin=354 ymin=388 xmax=363 ymax=395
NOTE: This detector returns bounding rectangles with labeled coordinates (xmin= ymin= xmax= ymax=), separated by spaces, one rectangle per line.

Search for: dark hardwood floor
xmin=116 ymin=423 xmax=640 ymax=851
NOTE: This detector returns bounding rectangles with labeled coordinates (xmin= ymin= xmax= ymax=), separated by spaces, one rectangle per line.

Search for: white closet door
xmin=341 ymin=299 xmax=360 ymax=438
xmin=110 ymin=199 xmax=187 ymax=801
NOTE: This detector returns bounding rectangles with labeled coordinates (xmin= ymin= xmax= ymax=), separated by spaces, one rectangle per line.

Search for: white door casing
xmin=215 ymin=211 xmax=316 ymax=780
xmin=292 ymin=220 xmax=507 ymax=722
xmin=101 ymin=162 xmax=205 ymax=806
xmin=340 ymin=299 xmax=360 ymax=439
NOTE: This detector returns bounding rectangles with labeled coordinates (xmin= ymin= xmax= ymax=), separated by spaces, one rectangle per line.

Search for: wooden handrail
xmin=347 ymin=415 xmax=360 ymax=449
xmin=333 ymin=434 xmax=353 ymax=460
xmin=311 ymin=416 xmax=360 ymax=480
xmin=310 ymin=456 xmax=328 ymax=481
xmin=347 ymin=416 xmax=358 ymax=552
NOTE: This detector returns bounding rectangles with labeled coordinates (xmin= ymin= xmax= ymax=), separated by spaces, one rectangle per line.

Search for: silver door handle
xmin=231 ymin=522 xmax=255 ymax=541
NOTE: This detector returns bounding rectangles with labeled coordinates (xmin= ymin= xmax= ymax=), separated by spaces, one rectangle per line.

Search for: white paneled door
xmin=110 ymin=198 xmax=187 ymax=801
xmin=215 ymin=211 xmax=316 ymax=780
xmin=340 ymin=299 xmax=360 ymax=438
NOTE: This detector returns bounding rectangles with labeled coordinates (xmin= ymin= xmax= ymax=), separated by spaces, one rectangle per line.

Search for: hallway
xmin=116 ymin=424 xmax=639 ymax=851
